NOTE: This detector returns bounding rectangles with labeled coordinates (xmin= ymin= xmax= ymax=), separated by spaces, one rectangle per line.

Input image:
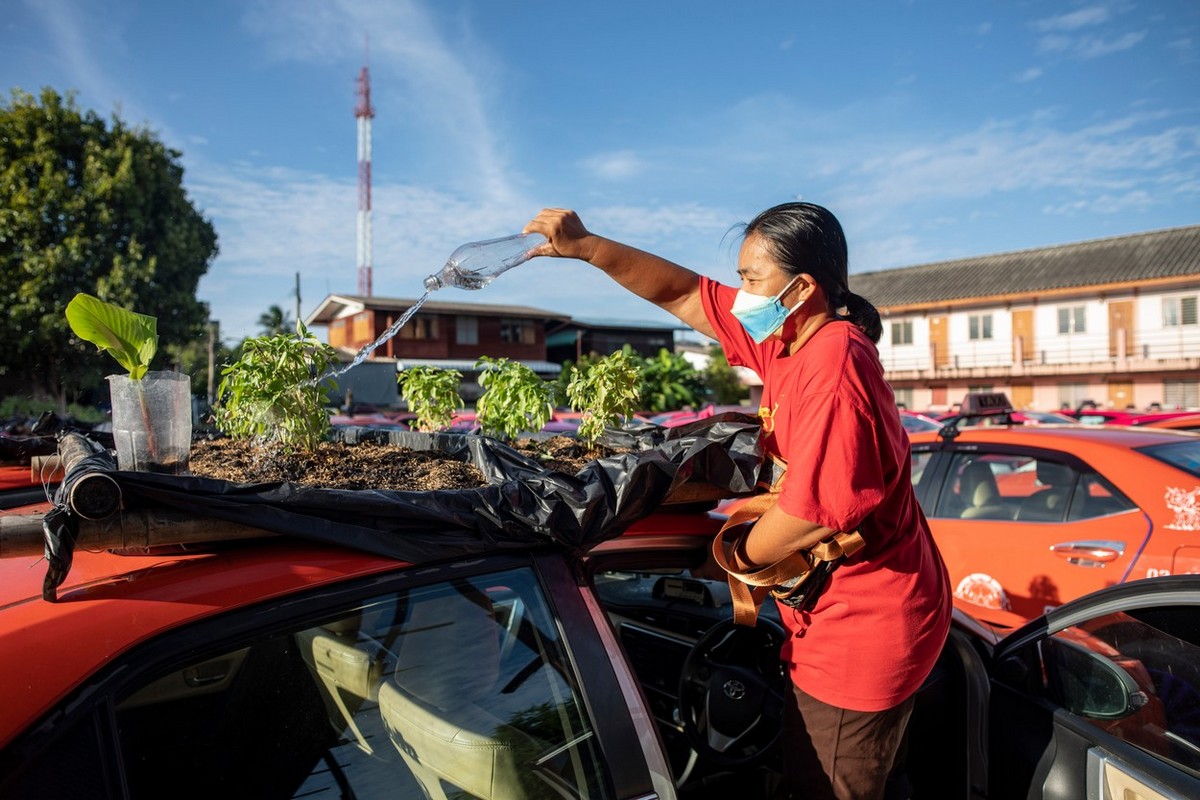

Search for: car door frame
xmin=911 ymin=439 xmax=1152 ymax=620
xmin=0 ymin=549 xmax=672 ymax=800
xmin=987 ymin=574 xmax=1200 ymax=799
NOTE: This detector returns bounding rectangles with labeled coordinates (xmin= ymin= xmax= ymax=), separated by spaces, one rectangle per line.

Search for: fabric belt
xmin=712 ymin=463 xmax=866 ymax=626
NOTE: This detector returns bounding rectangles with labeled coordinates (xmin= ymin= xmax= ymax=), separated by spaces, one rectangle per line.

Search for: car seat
xmin=958 ymin=462 xmax=1011 ymax=520
xmin=296 ymin=614 xmax=390 ymax=754
xmin=1017 ymin=461 xmax=1076 ymax=521
xmin=378 ymin=587 xmax=540 ymax=800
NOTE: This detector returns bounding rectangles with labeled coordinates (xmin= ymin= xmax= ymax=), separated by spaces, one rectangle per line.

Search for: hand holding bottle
xmin=523 ymin=208 xmax=600 ymax=262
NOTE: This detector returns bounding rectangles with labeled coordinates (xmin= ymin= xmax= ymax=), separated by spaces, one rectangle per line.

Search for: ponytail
xmin=841 ymin=291 xmax=882 ymax=343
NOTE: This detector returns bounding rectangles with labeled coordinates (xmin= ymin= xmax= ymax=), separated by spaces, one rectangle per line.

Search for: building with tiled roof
xmin=851 ymin=225 xmax=1200 ymax=412
xmin=305 ymin=293 xmax=681 ymax=405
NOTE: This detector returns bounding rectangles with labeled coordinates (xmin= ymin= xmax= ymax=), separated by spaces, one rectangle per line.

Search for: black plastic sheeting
xmin=40 ymin=413 xmax=765 ymax=601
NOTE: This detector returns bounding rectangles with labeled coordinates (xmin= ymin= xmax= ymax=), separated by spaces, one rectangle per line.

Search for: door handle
xmin=1049 ymin=540 xmax=1125 ymax=566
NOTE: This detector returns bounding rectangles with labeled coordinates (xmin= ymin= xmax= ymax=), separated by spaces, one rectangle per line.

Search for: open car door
xmin=987 ymin=574 xmax=1200 ymax=799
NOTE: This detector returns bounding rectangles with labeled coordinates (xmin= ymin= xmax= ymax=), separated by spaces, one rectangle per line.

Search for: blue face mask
xmin=730 ymin=276 xmax=803 ymax=343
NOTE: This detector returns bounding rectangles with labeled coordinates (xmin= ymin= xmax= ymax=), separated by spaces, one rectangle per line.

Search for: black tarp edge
xmin=41 ymin=412 xmax=764 ymax=601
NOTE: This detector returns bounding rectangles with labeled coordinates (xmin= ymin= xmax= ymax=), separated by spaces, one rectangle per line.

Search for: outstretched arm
xmin=525 ymin=208 xmax=717 ymax=340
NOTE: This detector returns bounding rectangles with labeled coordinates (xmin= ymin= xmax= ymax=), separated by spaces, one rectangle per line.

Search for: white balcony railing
xmin=880 ymin=326 xmax=1200 ymax=374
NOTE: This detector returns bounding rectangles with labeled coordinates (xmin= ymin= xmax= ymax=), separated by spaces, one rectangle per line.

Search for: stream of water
xmin=316 ymin=290 xmax=432 ymax=384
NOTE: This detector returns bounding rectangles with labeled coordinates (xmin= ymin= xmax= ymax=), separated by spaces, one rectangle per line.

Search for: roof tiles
xmin=849 ymin=224 xmax=1200 ymax=309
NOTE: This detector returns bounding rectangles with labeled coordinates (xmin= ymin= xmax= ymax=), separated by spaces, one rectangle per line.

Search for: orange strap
xmin=712 ymin=466 xmax=866 ymax=626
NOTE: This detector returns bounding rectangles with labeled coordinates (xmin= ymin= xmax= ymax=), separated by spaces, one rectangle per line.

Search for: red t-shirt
xmin=701 ymin=277 xmax=951 ymax=711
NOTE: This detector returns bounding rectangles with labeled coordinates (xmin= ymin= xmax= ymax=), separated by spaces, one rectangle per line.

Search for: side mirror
xmin=1042 ymin=637 xmax=1149 ymax=719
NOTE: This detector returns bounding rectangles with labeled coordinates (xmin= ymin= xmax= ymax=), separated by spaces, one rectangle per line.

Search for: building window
xmin=890 ymin=320 xmax=913 ymax=346
xmin=892 ymin=387 xmax=913 ymax=409
xmin=1164 ymin=380 xmax=1199 ymax=409
xmin=968 ymin=314 xmax=993 ymax=341
xmin=500 ymin=319 xmax=536 ymax=345
xmin=399 ymin=316 xmax=438 ymax=340
xmin=1057 ymin=305 xmax=1087 ymax=334
xmin=1164 ymin=295 xmax=1198 ymax=327
xmin=1058 ymin=382 xmax=1090 ymax=410
xmin=455 ymin=316 xmax=478 ymax=345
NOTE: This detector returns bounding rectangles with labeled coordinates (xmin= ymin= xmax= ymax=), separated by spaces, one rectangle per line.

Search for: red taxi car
xmin=910 ymin=395 xmax=1200 ymax=626
xmin=2 ymin=488 xmax=1200 ymax=797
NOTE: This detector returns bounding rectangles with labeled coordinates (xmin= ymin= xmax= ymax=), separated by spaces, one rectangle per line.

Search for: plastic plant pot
xmin=107 ymin=371 xmax=192 ymax=474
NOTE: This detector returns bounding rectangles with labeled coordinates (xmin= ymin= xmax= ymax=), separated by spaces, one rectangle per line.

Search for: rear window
xmin=1139 ymin=440 xmax=1200 ymax=479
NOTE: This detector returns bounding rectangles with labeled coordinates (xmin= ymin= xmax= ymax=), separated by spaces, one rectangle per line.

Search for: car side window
xmin=112 ymin=567 xmax=609 ymax=799
xmin=1031 ymin=610 xmax=1200 ymax=775
xmin=1066 ymin=471 xmax=1136 ymax=521
xmin=931 ymin=452 xmax=1099 ymax=523
xmin=910 ymin=450 xmax=935 ymax=487
xmin=932 ymin=453 xmax=1030 ymax=520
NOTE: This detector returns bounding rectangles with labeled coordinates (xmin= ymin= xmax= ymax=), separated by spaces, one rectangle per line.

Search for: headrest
xmin=1036 ymin=461 xmax=1074 ymax=486
xmin=972 ymin=477 xmax=999 ymax=505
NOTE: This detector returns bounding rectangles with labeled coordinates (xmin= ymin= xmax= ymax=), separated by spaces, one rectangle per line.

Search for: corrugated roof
xmin=849 ymin=224 xmax=1200 ymax=309
xmin=308 ymin=294 xmax=568 ymax=324
xmin=393 ymin=358 xmax=562 ymax=374
xmin=568 ymin=316 xmax=689 ymax=331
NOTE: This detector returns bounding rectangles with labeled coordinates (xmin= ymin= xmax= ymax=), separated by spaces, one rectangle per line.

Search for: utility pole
xmin=206 ymin=321 xmax=218 ymax=407
xmin=355 ymin=39 xmax=375 ymax=297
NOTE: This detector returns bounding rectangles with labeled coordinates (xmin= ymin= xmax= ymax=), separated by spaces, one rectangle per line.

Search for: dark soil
xmin=188 ymin=436 xmax=613 ymax=491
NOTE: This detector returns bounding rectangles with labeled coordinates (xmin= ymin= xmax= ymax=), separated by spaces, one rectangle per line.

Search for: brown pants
xmin=778 ymin=683 xmax=914 ymax=800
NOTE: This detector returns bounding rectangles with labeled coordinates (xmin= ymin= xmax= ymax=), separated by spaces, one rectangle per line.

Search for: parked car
xmin=648 ymin=404 xmax=756 ymax=427
xmin=0 ymin=465 xmax=51 ymax=511
xmin=1139 ymin=412 xmax=1200 ymax=433
xmin=1 ymin=502 xmax=1199 ymax=798
xmin=1064 ymin=409 xmax=1197 ymax=426
xmin=899 ymin=410 xmax=944 ymax=434
xmin=910 ymin=394 xmax=1200 ymax=625
xmin=937 ymin=409 xmax=1078 ymax=427
xmin=329 ymin=412 xmax=412 ymax=431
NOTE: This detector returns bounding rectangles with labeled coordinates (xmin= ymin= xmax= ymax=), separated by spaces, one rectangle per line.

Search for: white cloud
xmin=1031 ymin=2 xmax=1145 ymax=61
xmin=1015 ymin=67 xmax=1044 ymax=83
xmin=1072 ymin=31 xmax=1146 ymax=59
xmin=1033 ymin=6 xmax=1111 ymax=32
xmin=580 ymin=151 xmax=646 ymax=181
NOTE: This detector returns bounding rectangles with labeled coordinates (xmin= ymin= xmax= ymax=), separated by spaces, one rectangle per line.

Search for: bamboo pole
xmin=55 ymin=433 xmax=124 ymax=520
xmin=0 ymin=509 xmax=278 ymax=559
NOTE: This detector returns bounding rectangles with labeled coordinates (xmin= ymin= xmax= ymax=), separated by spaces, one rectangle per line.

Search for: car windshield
xmin=1138 ymin=440 xmax=1200 ymax=479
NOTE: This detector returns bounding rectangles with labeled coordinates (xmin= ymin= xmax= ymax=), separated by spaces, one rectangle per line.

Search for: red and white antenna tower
xmin=355 ymin=44 xmax=375 ymax=297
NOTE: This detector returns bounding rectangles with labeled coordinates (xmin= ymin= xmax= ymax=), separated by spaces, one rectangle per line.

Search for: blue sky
xmin=4 ymin=0 xmax=1198 ymax=345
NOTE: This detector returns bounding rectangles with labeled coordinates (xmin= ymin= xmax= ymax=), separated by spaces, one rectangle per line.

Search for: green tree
xmin=257 ymin=304 xmax=293 ymax=336
xmin=636 ymin=347 xmax=705 ymax=413
xmin=0 ymin=88 xmax=218 ymax=408
xmin=703 ymin=346 xmax=749 ymax=405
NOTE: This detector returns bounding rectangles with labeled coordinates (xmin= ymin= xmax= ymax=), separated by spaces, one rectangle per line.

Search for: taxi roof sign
xmin=938 ymin=392 xmax=1017 ymax=440
xmin=960 ymin=392 xmax=1014 ymax=415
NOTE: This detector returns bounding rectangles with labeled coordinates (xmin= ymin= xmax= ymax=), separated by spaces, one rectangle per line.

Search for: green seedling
xmin=475 ymin=356 xmax=554 ymax=441
xmin=566 ymin=349 xmax=642 ymax=447
xmin=214 ymin=322 xmax=337 ymax=452
xmin=398 ymin=367 xmax=464 ymax=432
xmin=65 ymin=292 xmax=158 ymax=379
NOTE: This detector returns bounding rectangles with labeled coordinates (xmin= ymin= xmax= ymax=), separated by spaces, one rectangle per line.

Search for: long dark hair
xmin=742 ymin=202 xmax=882 ymax=343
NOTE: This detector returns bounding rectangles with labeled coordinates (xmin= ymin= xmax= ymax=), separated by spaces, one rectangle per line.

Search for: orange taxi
xmin=1139 ymin=412 xmax=1200 ymax=433
xmin=910 ymin=394 xmax=1200 ymax=626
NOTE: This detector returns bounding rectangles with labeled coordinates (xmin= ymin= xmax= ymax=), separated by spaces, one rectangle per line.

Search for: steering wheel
xmin=677 ymin=616 xmax=788 ymax=768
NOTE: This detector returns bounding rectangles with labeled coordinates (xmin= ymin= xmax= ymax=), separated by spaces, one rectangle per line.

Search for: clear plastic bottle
xmin=424 ymin=232 xmax=548 ymax=292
